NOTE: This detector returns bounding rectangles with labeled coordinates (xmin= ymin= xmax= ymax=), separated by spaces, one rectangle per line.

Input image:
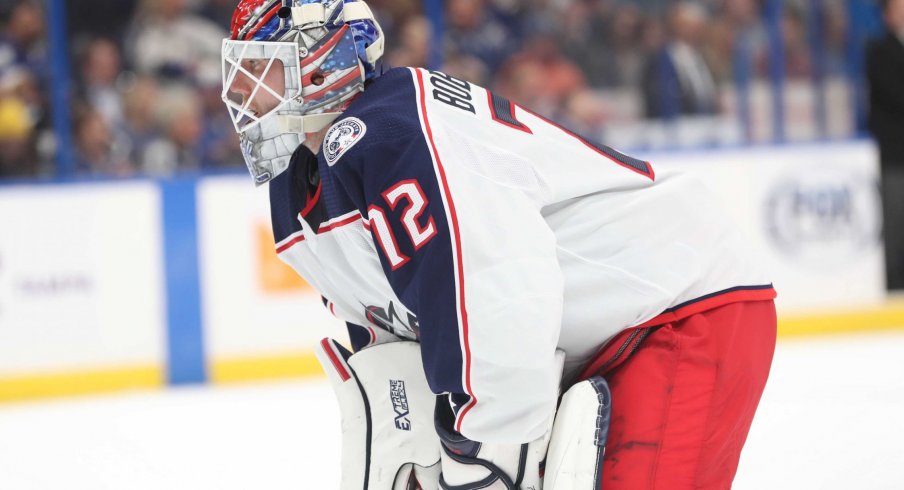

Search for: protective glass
xmin=222 ymin=39 xmax=302 ymax=133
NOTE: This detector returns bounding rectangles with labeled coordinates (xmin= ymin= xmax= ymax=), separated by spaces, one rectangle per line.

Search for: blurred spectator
xmin=0 ymin=1 xmax=46 ymax=78
xmin=0 ymin=0 xmax=864 ymax=180
xmin=722 ymin=0 xmax=767 ymax=41
xmin=72 ymin=104 xmax=131 ymax=175
xmin=560 ymin=88 xmax=608 ymax=138
xmin=0 ymin=72 xmax=35 ymax=177
xmin=494 ymin=56 xmax=550 ymax=115
xmin=771 ymin=5 xmax=813 ymax=79
xmin=197 ymin=73 xmax=242 ymax=169
xmin=141 ymin=86 xmax=203 ymax=175
xmin=0 ymin=0 xmax=48 ymax=175
xmin=120 ymin=76 xmax=161 ymax=167
xmin=442 ymin=52 xmax=490 ymax=86
xmin=867 ymin=0 xmax=904 ymax=290
xmin=125 ymin=0 xmax=225 ymax=83
xmin=701 ymin=14 xmax=734 ymax=83
xmin=196 ymin=0 xmax=236 ymax=29
xmin=67 ymin=0 xmax=138 ymax=43
xmin=494 ymin=25 xmax=586 ymax=120
xmin=720 ymin=0 xmax=768 ymax=81
xmin=560 ymin=0 xmax=612 ymax=87
xmin=387 ymin=15 xmax=432 ymax=69
xmin=607 ymin=4 xmax=648 ymax=88
xmin=822 ymin=1 xmax=849 ymax=76
xmin=641 ymin=1 xmax=719 ymax=119
xmin=367 ymin=0 xmax=423 ymax=36
xmin=77 ymin=38 xmax=124 ymax=127
xmin=445 ymin=0 xmax=519 ymax=74
xmin=640 ymin=12 xmax=667 ymax=53
xmin=561 ymin=1 xmax=648 ymax=88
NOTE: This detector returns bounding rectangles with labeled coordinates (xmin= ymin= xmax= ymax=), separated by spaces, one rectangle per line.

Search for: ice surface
xmin=735 ymin=331 xmax=904 ymax=490
xmin=1 ymin=331 xmax=903 ymax=489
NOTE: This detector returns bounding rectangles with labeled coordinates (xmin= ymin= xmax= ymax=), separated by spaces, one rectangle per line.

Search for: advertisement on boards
xmin=644 ymin=140 xmax=884 ymax=313
xmin=0 ymin=182 xmax=165 ymax=375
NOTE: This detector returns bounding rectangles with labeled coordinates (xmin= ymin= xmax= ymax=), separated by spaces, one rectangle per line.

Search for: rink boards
xmin=0 ymin=139 xmax=899 ymax=401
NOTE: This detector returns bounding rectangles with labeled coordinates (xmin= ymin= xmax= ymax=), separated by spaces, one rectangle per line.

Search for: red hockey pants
xmin=582 ymin=299 xmax=776 ymax=489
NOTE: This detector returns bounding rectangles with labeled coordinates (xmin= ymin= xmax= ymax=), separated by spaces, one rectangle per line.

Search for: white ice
xmin=1 ymin=331 xmax=903 ymax=489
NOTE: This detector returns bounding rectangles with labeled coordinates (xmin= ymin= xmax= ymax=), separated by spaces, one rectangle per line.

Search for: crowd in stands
xmin=0 ymin=0 xmax=857 ymax=179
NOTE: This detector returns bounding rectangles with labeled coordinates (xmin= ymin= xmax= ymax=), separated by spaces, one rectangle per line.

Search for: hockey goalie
xmin=221 ymin=1 xmax=778 ymax=488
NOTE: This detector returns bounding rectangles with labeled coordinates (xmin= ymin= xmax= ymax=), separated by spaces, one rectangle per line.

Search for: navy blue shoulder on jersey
xmin=270 ymin=136 xmax=360 ymax=245
xmin=315 ymin=148 xmax=359 ymax=223
xmin=269 ymin=145 xmax=318 ymax=244
xmin=322 ymin=67 xmax=429 ymax=198
xmin=325 ymin=67 xmax=468 ymax=399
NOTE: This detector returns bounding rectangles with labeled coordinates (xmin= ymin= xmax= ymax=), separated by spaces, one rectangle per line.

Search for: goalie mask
xmin=222 ymin=0 xmax=385 ymax=185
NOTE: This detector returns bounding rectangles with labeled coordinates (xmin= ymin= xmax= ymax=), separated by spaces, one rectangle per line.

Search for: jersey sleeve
xmin=328 ymin=94 xmax=564 ymax=444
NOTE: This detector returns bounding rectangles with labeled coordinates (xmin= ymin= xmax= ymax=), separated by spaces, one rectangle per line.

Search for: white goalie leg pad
xmin=543 ymin=376 xmax=612 ymax=490
xmin=316 ymin=338 xmax=441 ymax=490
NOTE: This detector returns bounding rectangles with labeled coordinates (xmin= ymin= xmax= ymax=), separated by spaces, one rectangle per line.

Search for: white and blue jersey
xmin=269 ymin=67 xmax=776 ymax=444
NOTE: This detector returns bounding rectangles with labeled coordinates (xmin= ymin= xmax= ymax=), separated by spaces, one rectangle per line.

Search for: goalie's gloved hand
xmin=316 ymin=338 xmax=441 ymax=490
xmin=434 ymin=395 xmax=552 ymax=490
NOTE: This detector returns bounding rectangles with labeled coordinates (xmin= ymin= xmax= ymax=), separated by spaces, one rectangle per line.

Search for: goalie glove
xmin=316 ymin=338 xmax=442 ymax=490
xmin=433 ymin=351 xmax=565 ymax=490
xmin=434 ymin=398 xmax=551 ymax=490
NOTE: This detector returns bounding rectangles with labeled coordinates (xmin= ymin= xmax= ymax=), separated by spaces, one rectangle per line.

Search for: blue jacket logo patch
xmin=323 ymin=117 xmax=366 ymax=166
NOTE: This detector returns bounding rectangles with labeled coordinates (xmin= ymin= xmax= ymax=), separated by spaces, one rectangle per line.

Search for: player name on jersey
xmin=429 ymin=70 xmax=476 ymax=115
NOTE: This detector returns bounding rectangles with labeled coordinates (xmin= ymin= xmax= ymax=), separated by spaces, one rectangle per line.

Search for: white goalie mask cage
xmin=222 ymin=40 xmax=307 ymax=185
xmin=222 ymin=40 xmax=302 ymax=133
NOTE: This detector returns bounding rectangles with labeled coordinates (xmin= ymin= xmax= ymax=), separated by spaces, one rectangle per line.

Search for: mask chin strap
xmin=277 ymin=112 xmax=342 ymax=134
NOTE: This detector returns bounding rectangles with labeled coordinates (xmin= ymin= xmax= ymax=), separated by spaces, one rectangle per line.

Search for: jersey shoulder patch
xmin=323 ymin=117 xmax=367 ymax=166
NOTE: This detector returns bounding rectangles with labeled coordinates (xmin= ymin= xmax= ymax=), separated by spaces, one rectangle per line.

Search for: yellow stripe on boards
xmin=210 ymin=352 xmax=325 ymax=384
xmin=0 ymin=365 xmax=164 ymax=403
xmin=778 ymin=300 xmax=904 ymax=338
xmin=4 ymin=302 xmax=904 ymax=404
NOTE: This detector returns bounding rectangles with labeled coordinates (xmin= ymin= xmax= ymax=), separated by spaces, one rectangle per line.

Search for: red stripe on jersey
xmin=321 ymin=338 xmax=351 ymax=382
xmin=300 ymin=183 xmax=322 ymax=219
xmin=577 ymin=286 xmax=776 ymax=381
xmin=414 ymin=68 xmax=477 ymax=433
xmin=633 ymin=286 xmax=777 ymax=330
xmin=276 ymin=212 xmax=362 ymax=254
xmin=276 ymin=233 xmax=306 ymax=254
xmin=319 ymin=213 xmax=362 ymax=233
